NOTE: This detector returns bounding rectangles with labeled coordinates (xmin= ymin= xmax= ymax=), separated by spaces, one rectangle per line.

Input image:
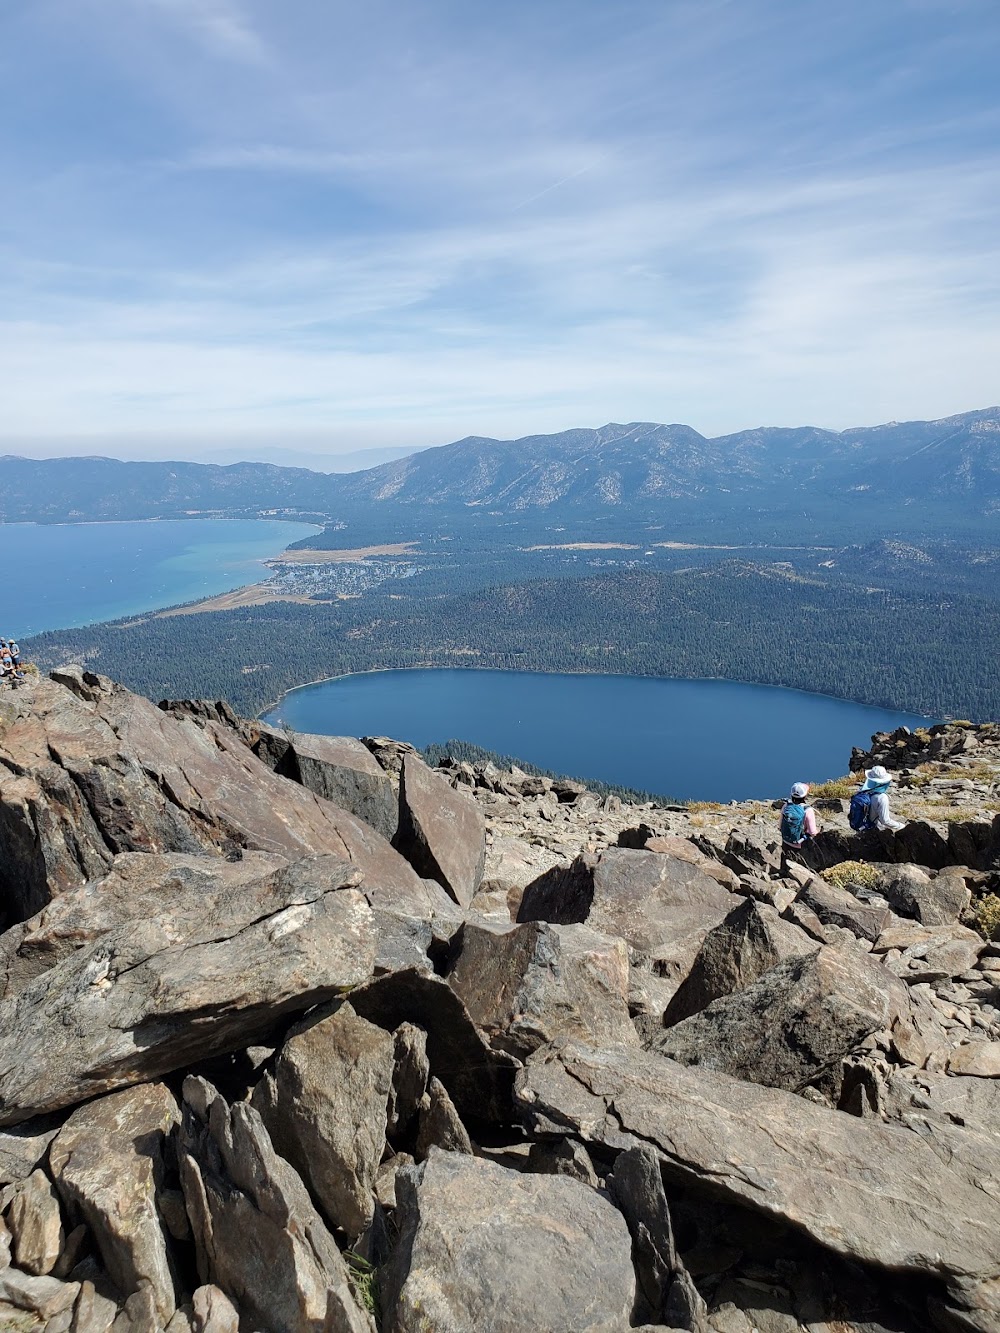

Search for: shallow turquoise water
xmin=4 ymin=519 xmax=318 ymax=636
xmin=264 ymin=667 xmax=931 ymax=803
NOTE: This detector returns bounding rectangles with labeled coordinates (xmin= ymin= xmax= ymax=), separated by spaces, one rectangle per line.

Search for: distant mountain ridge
xmin=0 ymin=406 xmax=997 ymax=524
xmin=333 ymin=407 xmax=1000 ymax=511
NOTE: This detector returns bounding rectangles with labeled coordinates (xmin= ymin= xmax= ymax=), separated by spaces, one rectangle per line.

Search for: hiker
xmin=850 ymin=765 xmax=906 ymax=832
xmin=6 ymin=639 xmax=20 ymax=668
xmin=780 ymin=781 xmax=819 ymax=848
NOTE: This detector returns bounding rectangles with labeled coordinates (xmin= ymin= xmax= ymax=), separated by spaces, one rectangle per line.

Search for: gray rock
xmin=652 ymin=946 xmax=904 ymax=1092
xmin=0 ymin=1124 xmax=60 ymax=1187
xmin=415 ymin=1078 xmax=474 ymax=1158
xmin=396 ymin=754 xmax=486 ymax=906
xmin=664 ymin=898 xmax=815 ymax=1027
xmin=798 ymin=877 xmax=890 ymax=943
xmin=348 ymin=970 xmax=519 ymax=1127
xmin=252 ymin=1001 xmax=394 ymax=1239
xmin=50 ymin=1083 xmax=181 ymax=1324
xmin=0 ymin=672 xmax=423 ymax=925
xmin=525 ymin=1138 xmax=599 ymax=1186
xmin=516 ymin=1040 xmax=1000 ymax=1328
xmin=519 ymin=849 xmax=735 ymax=994
xmin=0 ymin=1268 xmax=80 ymax=1321
xmin=190 ymin=1284 xmax=239 ymax=1333
xmin=178 ymin=1077 xmax=372 ymax=1333
xmin=7 ymin=1168 xmax=64 ymax=1276
xmin=382 ymin=1148 xmax=635 ymax=1333
xmin=448 ymin=920 xmax=636 ymax=1059
xmin=0 ymin=854 xmax=375 ymax=1125
xmin=278 ymin=732 xmax=399 ymax=844
xmin=386 ymin=1024 xmax=430 ymax=1138
xmin=879 ymin=864 xmax=969 ymax=925
xmin=605 ymin=1146 xmax=707 ymax=1331
xmin=69 ymin=1278 xmax=119 ymax=1333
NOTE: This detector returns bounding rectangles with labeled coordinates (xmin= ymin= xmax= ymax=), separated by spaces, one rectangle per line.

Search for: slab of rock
xmin=0 ymin=854 xmax=375 ymax=1125
xmin=519 ymin=849 xmax=735 ymax=992
xmin=878 ymin=865 xmax=969 ymax=925
xmin=0 ymin=671 xmax=423 ymax=924
xmin=643 ymin=836 xmax=741 ymax=890
xmin=605 ymin=1146 xmax=707 ymax=1330
xmin=50 ymin=1082 xmax=181 ymax=1323
xmin=0 ymin=1268 xmax=80 ymax=1321
xmin=797 ymin=877 xmax=890 ymax=943
xmin=948 ymin=1042 xmax=1000 ymax=1078
xmin=516 ymin=1040 xmax=1000 ymax=1328
xmin=381 ymin=1148 xmax=635 ymax=1333
xmin=276 ymin=732 xmax=398 ymax=844
xmin=7 ymin=1168 xmax=64 ymax=1275
xmin=348 ymin=970 xmax=518 ymax=1127
xmin=884 ymin=922 xmax=985 ymax=983
xmin=664 ymin=898 xmax=815 ymax=1027
xmin=395 ymin=754 xmax=486 ymax=906
xmin=252 ymin=1001 xmax=394 ymax=1239
xmin=448 ymin=920 xmax=636 ymax=1060
xmin=179 ymin=1077 xmax=371 ymax=1333
xmin=652 ymin=946 xmax=902 ymax=1092
xmin=0 ymin=1124 xmax=59 ymax=1186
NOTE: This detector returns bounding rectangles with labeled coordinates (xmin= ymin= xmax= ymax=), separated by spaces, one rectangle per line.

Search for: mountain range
xmin=0 ymin=406 xmax=997 ymax=526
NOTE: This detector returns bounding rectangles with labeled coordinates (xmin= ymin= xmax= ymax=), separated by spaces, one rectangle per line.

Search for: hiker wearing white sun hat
xmin=853 ymin=765 xmax=906 ymax=831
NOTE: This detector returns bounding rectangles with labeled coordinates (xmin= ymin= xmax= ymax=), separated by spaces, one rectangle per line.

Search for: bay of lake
xmin=8 ymin=519 xmax=319 ymax=637
xmin=264 ymin=668 xmax=931 ymax=803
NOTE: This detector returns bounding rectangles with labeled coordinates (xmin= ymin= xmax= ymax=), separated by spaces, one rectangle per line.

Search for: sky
xmin=2 ymin=0 xmax=999 ymax=462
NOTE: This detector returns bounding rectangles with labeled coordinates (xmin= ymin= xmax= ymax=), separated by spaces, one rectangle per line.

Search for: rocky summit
xmin=1 ymin=671 xmax=1000 ymax=1332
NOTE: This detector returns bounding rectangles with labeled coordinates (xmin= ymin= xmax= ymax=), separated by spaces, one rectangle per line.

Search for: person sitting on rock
xmin=856 ymin=765 xmax=906 ymax=832
xmin=780 ymin=782 xmax=818 ymax=848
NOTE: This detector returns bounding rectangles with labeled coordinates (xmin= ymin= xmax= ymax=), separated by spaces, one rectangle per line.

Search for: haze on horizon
xmin=3 ymin=0 xmax=999 ymax=464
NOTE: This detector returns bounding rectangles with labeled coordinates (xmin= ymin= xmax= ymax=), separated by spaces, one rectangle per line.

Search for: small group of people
xmin=1 ymin=637 xmax=25 ymax=686
xmin=781 ymin=765 xmax=906 ymax=849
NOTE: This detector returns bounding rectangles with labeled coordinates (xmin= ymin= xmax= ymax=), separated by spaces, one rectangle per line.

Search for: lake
xmin=264 ymin=668 xmax=931 ymax=803
xmin=8 ymin=519 xmax=318 ymax=637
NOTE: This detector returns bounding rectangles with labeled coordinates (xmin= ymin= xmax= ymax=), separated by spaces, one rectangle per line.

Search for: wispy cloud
xmin=1 ymin=0 xmax=999 ymax=453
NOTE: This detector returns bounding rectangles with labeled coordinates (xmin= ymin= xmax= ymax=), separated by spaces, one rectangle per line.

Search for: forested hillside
xmin=26 ymin=563 xmax=1000 ymax=720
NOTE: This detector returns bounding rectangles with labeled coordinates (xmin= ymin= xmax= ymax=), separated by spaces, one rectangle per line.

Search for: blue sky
xmin=2 ymin=0 xmax=999 ymax=459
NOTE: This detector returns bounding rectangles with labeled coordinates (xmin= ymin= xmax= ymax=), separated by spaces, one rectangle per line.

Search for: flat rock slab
xmin=179 ymin=1077 xmax=371 ymax=1333
xmin=396 ymin=754 xmax=486 ymax=906
xmin=515 ymin=1040 xmax=1000 ymax=1325
xmin=0 ymin=854 xmax=375 ymax=1125
xmin=448 ymin=920 xmax=636 ymax=1059
xmin=0 ymin=671 xmax=424 ymax=925
xmin=50 ymin=1082 xmax=181 ymax=1324
xmin=519 ymin=848 xmax=736 ymax=991
xmin=653 ymin=945 xmax=903 ymax=1092
xmin=382 ymin=1148 xmax=635 ymax=1333
xmin=948 ymin=1042 xmax=1000 ymax=1078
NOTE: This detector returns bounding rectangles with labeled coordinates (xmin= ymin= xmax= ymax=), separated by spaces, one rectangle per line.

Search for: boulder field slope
xmin=1 ymin=670 xmax=1000 ymax=1332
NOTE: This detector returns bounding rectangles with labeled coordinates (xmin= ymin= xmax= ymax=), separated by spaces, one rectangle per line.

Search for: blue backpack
xmin=849 ymin=789 xmax=874 ymax=831
xmin=780 ymin=801 xmax=807 ymax=844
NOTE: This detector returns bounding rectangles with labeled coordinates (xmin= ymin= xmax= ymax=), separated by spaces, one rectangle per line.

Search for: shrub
xmin=975 ymin=893 xmax=1000 ymax=942
xmin=822 ymin=860 xmax=881 ymax=892
xmin=809 ymin=775 xmax=856 ymax=799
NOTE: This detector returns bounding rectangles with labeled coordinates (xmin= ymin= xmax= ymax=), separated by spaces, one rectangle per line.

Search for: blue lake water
xmin=8 ymin=519 xmax=319 ymax=637
xmin=264 ymin=668 xmax=931 ymax=803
